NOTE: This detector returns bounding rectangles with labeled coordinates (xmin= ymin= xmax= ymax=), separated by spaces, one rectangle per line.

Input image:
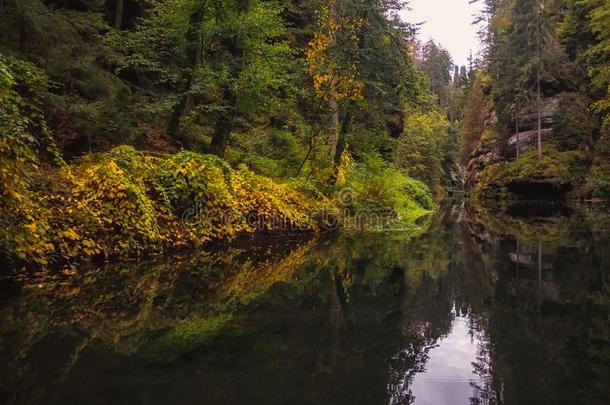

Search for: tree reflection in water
xmin=0 ymin=203 xmax=608 ymax=404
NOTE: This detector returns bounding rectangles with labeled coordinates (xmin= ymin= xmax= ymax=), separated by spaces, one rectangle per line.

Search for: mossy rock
xmin=472 ymin=147 xmax=590 ymax=201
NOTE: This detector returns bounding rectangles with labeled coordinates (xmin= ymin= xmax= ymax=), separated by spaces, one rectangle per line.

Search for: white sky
xmin=399 ymin=0 xmax=484 ymax=67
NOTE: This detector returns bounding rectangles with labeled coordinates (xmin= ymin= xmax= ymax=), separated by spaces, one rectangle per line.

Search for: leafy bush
xmin=343 ymin=152 xmax=434 ymax=224
xmin=65 ymin=158 xmax=165 ymax=257
xmin=0 ymin=56 xmax=61 ymax=265
xmin=3 ymin=144 xmax=323 ymax=266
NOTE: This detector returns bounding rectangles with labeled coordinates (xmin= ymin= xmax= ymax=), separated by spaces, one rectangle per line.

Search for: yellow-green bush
xmin=65 ymin=160 xmax=165 ymax=257
xmin=2 ymin=145 xmax=325 ymax=266
xmin=340 ymin=152 xmax=435 ymax=227
xmin=0 ymin=56 xmax=61 ymax=265
xmin=234 ymin=166 xmax=317 ymax=232
xmin=150 ymin=151 xmax=245 ymax=244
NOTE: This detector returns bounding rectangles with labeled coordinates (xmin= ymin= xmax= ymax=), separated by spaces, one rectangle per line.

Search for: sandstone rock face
xmin=464 ymin=96 xmax=564 ymax=194
xmin=516 ymin=96 xmax=560 ymax=132
xmin=465 ymin=143 xmax=503 ymax=190
xmin=507 ymin=128 xmax=553 ymax=157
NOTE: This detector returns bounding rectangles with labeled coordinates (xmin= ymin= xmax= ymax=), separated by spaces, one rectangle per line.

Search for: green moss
xmin=472 ymin=147 xmax=590 ymax=201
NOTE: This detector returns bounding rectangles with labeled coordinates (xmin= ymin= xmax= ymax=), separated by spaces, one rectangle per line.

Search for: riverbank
xmin=1 ymin=145 xmax=434 ymax=269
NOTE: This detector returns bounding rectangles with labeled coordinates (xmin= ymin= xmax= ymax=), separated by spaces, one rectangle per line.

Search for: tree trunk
xmin=210 ymin=88 xmax=236 ymax=158
xmin=328 ymin=92 xmax=340 ymax=156
xmin=210 ymin=114 xmax=234 ymax=158
xmin=114 ymin=0 xmax=124 ymax=30
xmin=537 ymin=73 xmax=542 ymax=159
xmin=207 ymin=0 xmax=249 ymax=157
xmin=167 ymin=95 xmax=189 ymax=144
xmin=166 ymin=1 xmax=206 ymax=144
xmin=329 ymin=106 xmax=354 ymax=184
xmin=334 ymin=109 xmax=353 ymax=168
xmin=515 ymin=111 xmax=521 ymax=160
xmin=537 ymin=239 xmax=542 ymax=313
xmin=536 ymin=0 xmax=543 ymax=159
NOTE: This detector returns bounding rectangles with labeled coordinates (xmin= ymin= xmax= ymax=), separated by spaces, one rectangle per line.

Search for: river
xmin=1 ymin=203 xmax=609 ymax=404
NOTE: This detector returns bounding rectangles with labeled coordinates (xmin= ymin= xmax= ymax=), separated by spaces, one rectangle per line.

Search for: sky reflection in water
xmin=406 ymin=307 xmax=486 ymax=405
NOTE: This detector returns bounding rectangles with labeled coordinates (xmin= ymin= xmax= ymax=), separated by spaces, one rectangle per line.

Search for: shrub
xmin=150 ymin=151 xmax=244 ymax=243
xmin=3 ymin=144 xmax=323 ymax=266
xmin=342 ymin=152 xmax=434 ymax=226
xmin=234 ymin=165 xmax=317 ymax=232
xmin=64 ymin=158 xmax=165 ymax=257
xmin=0 ymin=56 xmax=61 ymax=265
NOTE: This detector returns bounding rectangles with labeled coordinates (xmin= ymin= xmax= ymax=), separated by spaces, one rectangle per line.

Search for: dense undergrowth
xmin=0 ymin=0 xmax=449 ymax=268
xmin=0 ymin=57 xmax=434 ymax=267
xmin=1 ymin=144 xmax=313 ymax=265
xmin=0 ymin=144 xmax=433 ymax=267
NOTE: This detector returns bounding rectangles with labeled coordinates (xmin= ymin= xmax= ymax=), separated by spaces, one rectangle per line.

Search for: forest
xmin=0 ymin=0 xmax=607 ymax=267
xmin=1 ymin=1 xmax=609 ymax=404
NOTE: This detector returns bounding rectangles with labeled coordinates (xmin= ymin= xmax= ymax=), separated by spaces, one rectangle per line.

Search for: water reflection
xmin=0 ymin=203 xmax=608 ymax=404
xmin=392 ymin=305 xmax=492 ymax=405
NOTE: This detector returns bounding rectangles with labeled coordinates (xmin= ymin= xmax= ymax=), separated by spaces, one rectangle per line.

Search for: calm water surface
xmin=1 ymin=203 xmax=609 ymax=404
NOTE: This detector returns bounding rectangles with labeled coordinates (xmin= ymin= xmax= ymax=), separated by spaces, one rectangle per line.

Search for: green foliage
xmin=584 ymin=129 xmax=610 ymax=200
xmin=552 ymin=92 xmax=598 ymax=151
xmin=0 ymin=1 xmax=135 ymax=153
xmin=582 ymin=0 xmax=610 ymax=130
xmin=460 ymin=71 xmax=492 ymax=163
xmin=229 ymin=129 xmax=305 ymax=178
xmin=419 ymin=40 xmax=454 ymax=107
xmin=395 ymin=106 xmax=452 ymax=196
xmin=344 ymin=152 xmax=434 ymax=224
xmin=0 ymin=56 xmax=61 ymax=264
xmin=111 ymin=0 xmax=296 ymax=149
